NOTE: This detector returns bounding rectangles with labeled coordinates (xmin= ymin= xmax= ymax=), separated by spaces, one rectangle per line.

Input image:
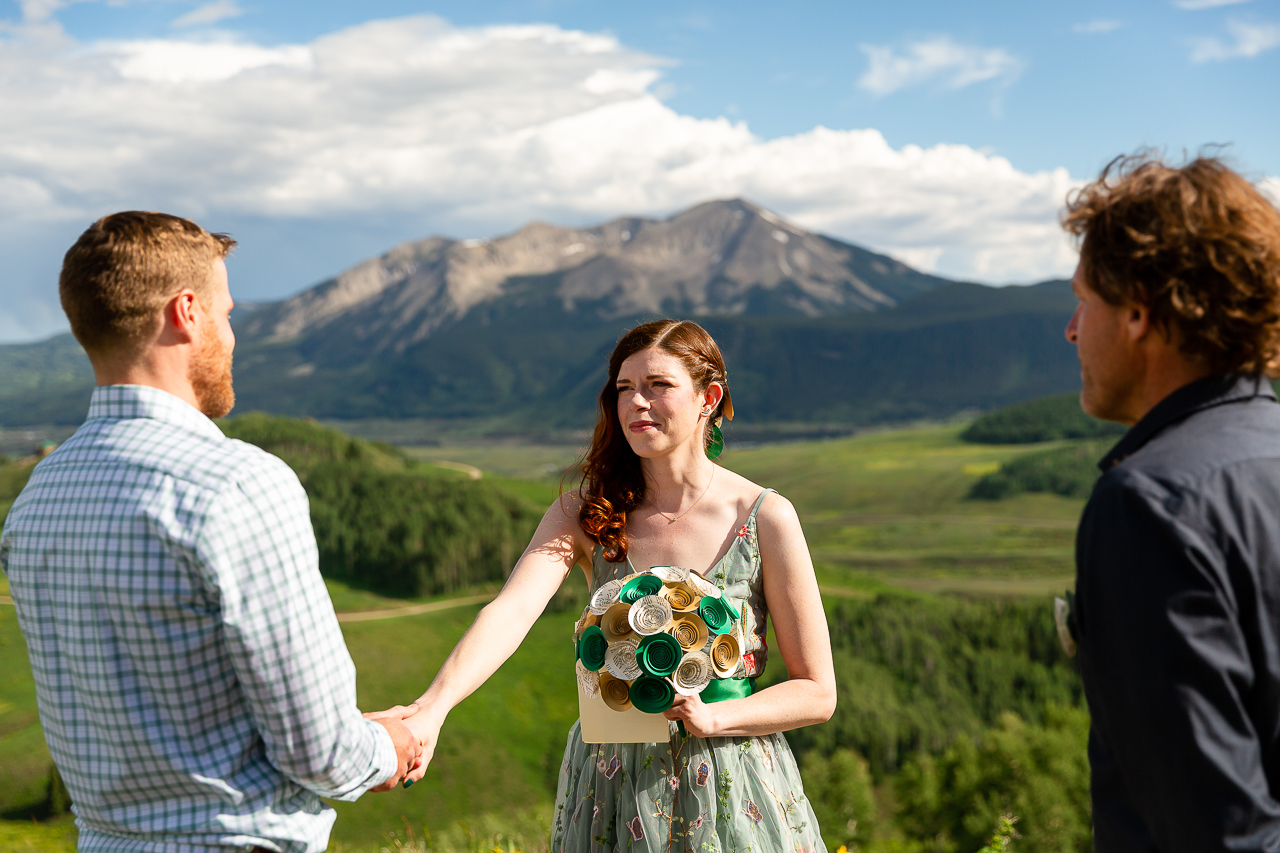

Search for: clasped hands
xmin=362 ymin=703 xmax=440 ymax=791
xmin=363 ymin=690 xmax=719 ymax=791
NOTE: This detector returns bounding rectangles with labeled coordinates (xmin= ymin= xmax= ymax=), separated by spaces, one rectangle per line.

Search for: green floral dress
xmin=550 ymin=489 xmax=827 ymax=853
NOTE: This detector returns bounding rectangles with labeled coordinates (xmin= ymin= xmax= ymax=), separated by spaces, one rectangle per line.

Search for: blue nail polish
xmin=403 ymin=779 xmax=414 ymax=789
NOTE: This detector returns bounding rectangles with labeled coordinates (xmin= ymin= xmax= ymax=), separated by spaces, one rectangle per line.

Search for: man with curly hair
xmin=1064 ymin=154 xmax=1280 ymax=852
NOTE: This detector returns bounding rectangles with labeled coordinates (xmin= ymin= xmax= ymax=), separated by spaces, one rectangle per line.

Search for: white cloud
xmin=171 ymin=1 xmax=245 ymax=29
xmin=0 ymin=15 xmax=1081 ymax=340
xmin=1262 ymin=176 xmax=1280 ymax=206
xmin=16 ymin=0 xmax=68 ymax=24
xmin=1191 ymin=19 xmax=1280 ymax=60
xmin=107 ymin=40 xmax=313 ymax=82
xmin=1073 ymin=20 xmax=1123 ymax=34
xmin=857 ymin=36 xmax=1021 ymax=97
xmin=1175 ymin=0 xmax=1252 ymax=9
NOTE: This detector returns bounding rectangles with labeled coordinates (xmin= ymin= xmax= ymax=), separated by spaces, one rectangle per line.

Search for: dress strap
xmin=589 ymin=542 xmax=635 ymax=590
xmin=747 ymin=488 xmax=775 ymax=527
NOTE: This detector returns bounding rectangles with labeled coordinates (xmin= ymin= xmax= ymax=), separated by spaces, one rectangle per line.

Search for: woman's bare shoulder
xmin=741 ymin=481 xmax=799 ymax=536
xmin=542 ymin=487 xmax=597 ymax=559
xmin=712 ymin=465 xmax=782 ymax=516
xmin=550 ymin=486 xmax=587 ymax=515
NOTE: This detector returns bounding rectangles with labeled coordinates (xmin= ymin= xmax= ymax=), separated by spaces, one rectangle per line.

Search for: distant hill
xmin=0 ymin=199 xmax=1082 ymax=428
xmin=961 ymin=392 xmax=1125 ymax=444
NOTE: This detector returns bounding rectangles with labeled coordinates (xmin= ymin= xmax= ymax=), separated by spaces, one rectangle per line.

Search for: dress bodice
xmin=588 ymin=488 xmax=773 ymax=679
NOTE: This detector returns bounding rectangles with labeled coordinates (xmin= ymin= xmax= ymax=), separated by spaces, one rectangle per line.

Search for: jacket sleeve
xmin=197 ymin=453 xmax=398 ymax=801
xmin=1076 ymin=476 xmax=1280 ymax=852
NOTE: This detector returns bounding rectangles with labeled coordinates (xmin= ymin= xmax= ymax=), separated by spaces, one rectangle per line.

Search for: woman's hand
xmin=398 ymin=706 xmax=442 ymax=787
xmin=663 ymin=692 xmax=722 ymax=739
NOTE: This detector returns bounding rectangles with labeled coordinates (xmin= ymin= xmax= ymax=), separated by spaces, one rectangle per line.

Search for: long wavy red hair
xmin=577 ymin=320 xmax=735 ymax=563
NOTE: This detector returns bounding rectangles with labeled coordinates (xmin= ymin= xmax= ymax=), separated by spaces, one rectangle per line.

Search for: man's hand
xmin=363 ymin=705 xmax=422 ymax=792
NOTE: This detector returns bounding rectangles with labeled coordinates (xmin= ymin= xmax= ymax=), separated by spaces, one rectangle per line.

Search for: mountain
xmin=238 ymin=199 xmax=946 ymax=363
xmin=0 ymin=200 xmax=1081 ymax=430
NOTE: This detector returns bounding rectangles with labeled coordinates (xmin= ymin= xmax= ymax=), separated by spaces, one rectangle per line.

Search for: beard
xmin=189 ymin=325 xmax=235 ymax=419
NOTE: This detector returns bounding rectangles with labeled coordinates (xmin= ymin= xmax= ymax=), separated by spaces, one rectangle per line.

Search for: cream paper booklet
xmin=577 ymin=680 xmax=672 ymax=744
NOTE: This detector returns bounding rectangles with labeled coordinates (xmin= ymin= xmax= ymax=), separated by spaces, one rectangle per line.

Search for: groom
xmin=0 ymin=212 xmax=421 ymax=852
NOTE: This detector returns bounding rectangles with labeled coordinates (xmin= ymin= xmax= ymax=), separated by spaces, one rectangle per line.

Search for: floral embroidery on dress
xmin=736 ymin=518 xmax=762 ymax=566
xmin=760 ymin=741 xmax=775 ymax=771
xmin=690 ymin=814 xmax=705 ymax=831
xmin=669 ymin=775 xmax=680 ymax=791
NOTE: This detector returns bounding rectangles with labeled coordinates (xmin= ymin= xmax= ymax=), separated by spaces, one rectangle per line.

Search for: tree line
xmin=219 ymin=413 xmax=544 ymax=598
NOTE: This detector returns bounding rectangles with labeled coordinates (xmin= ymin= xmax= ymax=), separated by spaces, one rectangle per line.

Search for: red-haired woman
xmin=403 ymin=319 xmax=835 ymax=852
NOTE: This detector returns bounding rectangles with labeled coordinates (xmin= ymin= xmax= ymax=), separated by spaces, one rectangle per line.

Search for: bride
xmin=402 ymin=319 xmax=835 ymax=852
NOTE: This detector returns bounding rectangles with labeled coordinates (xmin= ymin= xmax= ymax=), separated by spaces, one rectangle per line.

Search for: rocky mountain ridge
xmin=0 ymin=200 xmax=1080 ymax=429
xmin=239 ymin=199 xmax=946 ymax=356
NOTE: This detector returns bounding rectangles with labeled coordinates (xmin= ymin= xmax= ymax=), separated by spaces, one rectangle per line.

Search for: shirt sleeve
xmin=1076 ymin=476 xmax=1280 ymax=852
xmin=195 ymin=452 xmax=398 ymax=801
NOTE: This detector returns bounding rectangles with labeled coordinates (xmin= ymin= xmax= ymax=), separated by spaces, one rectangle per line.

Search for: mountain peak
xmin=239 ymin=199 xmax=947 ymax=354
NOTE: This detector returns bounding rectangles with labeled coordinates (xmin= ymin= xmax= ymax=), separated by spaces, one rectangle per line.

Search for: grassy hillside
xmin=717 ymin=424 xmax=1082 ymax=596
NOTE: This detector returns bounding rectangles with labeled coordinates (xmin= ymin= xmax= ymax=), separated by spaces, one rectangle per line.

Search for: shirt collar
xmin=85 ymin=384 xmax=226 ymax=441
xmin=1099 ymin=372 xmax=1278 ymax=471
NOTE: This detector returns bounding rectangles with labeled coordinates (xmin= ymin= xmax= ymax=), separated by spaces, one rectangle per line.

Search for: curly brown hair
xmin=1062 ymin=152 xmax=1280 ymax=375
xmin=577 ymin=320 xmax=734 ymax=563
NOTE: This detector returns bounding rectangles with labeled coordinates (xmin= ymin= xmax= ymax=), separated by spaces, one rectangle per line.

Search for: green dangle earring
xmin=707 ymin=418 xmax=725 ymax=460
xmin=706 ymin=377 xmax=734 ymax=461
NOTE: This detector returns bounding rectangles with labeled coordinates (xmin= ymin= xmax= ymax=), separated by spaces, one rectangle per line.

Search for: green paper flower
xmin=636 ymin=632 xmax=682 ymax=677
xmin=577 ymin=625 xmax=607 ymax=672
xmin=698 ymin=595 xmax=734 ymax=635
xmin=620 ymin=574 xmax=663 ymax=604
xmin=629 ymin=675 xmax=676 ymax=714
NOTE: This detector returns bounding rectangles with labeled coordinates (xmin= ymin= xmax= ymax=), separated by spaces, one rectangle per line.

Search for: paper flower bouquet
xmin=574 ymin=565 xmax=745 ymax=731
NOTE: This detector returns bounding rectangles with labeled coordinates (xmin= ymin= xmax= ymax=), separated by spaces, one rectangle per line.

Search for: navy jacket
xmin=1077 ymin=373 xmax=1280 ymax=852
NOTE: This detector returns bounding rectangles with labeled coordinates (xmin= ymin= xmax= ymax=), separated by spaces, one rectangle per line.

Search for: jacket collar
xmin=1099 ymin=373 xmax=1278 ymax=471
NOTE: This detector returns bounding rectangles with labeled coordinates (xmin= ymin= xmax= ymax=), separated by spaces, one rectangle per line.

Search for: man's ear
xmin=1125 ymin=301 xmax=1153 ymax=343
xmin=163 ymin=289 xmax=201 ymax=344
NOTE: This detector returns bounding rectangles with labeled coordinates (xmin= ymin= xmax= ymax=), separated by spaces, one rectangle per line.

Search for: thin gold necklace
xmin=655 ymin=466 xmax=715 ymax=523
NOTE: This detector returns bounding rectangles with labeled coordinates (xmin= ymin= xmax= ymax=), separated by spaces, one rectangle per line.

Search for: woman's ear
xmin=703 ymin=382 xmax=725 ymax=413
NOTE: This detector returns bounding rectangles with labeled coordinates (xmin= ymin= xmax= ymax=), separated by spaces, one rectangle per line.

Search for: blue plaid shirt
xmin=0 ymin=386 xmax=397 ymax=853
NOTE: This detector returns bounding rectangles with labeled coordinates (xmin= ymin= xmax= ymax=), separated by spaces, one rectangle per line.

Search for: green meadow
xmin=0 ymin=416 xmax=1098 ymax=852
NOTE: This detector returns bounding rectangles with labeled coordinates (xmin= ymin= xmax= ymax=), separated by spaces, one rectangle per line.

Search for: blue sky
xmin=1 ymin=0 xmax=1277 ymax=341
